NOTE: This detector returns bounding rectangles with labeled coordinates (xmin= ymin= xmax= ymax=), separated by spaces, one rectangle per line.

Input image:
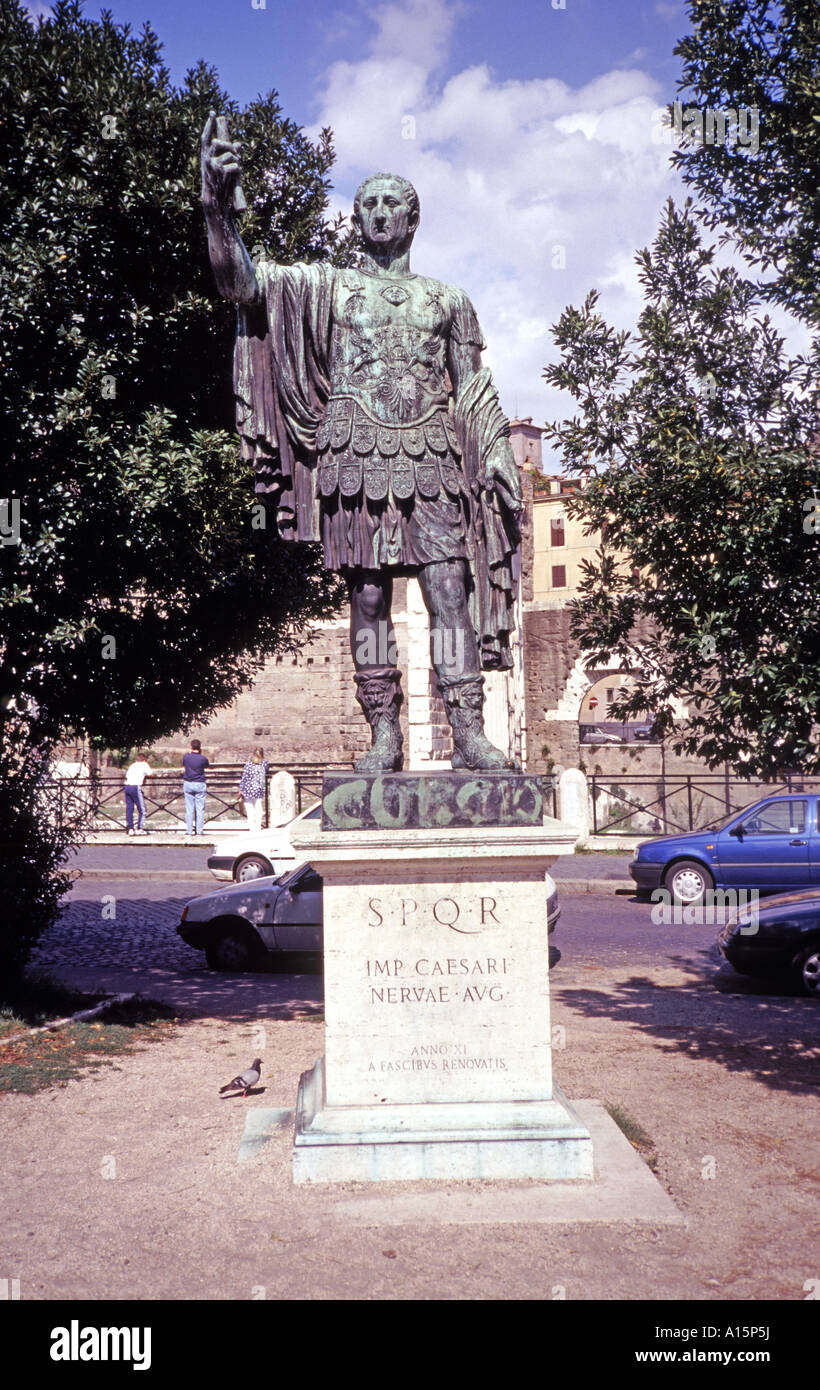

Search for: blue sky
xmin=44 ymin=0 xmax=689 ymax=124
xmin=28 ymin=0 xmax=696 ymax=433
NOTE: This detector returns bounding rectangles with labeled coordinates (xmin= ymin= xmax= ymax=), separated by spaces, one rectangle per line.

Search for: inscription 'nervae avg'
xmin=201 ymin=116 xmax=523 ymax=771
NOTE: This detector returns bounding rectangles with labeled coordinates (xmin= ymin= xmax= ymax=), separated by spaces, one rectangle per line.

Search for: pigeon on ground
xmin=219 ymin=1059 xmax=262 ymax=1097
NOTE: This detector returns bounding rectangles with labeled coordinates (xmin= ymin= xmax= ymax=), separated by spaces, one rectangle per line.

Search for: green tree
xmin=544 ymin=200 xmax=819 ymax=778
xmin=0 ymin=0 xmax=354 ymax=976
xmin=672 ymin=0 xmax=820 ymax=320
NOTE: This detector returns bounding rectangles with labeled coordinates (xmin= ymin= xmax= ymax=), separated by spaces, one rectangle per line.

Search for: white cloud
xmin=360 ymin=0 xmax=460 ymax=68
xmin=307 ymin=0 xmax=678 ymax=427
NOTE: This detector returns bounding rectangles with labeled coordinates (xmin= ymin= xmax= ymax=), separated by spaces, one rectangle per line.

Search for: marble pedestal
xmin=289 ymin=794 xmax=592 ymax=1184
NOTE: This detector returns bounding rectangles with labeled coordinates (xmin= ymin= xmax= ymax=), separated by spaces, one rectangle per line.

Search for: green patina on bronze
xmin=202 ymin=121 xmax=524 ymax=775
xmin=321 ymin=772 xmax=545 ymax=831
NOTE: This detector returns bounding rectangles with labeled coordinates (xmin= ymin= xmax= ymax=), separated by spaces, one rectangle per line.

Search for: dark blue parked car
xmin=630 ymin=793 xmax=820 ymax=905
xmin=718 ymin=889 xmax=820 ymax=996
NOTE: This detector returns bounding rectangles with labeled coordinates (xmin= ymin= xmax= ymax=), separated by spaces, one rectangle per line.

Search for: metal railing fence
xmin=588 ymin=774 xmax=820 ymax=837
xmin=38 ymin=764 xmax=350 ymax=834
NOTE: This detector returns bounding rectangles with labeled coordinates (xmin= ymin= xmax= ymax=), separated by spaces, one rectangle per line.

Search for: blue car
xmin=718 ymin=889 xmax=820 ymax=996
xmin=629 ymin=793 xmax=820 ymax=905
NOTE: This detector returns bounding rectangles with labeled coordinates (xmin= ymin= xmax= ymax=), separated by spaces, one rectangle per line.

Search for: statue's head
xmin=352 ymin=173 xmax=420 ymax=252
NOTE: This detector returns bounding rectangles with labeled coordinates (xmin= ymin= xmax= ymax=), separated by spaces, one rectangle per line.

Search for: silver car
xmin=178 ymin=863 xmax=323 ymax=970
xmin=178 ymin=865 xmax=561 ymax=971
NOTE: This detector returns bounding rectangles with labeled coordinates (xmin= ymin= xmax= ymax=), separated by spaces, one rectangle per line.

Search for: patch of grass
xmin=0 ymin=975 xmax=180 ymax=1095
xmin=605 ymin=1101 xmax=659 ymax=1172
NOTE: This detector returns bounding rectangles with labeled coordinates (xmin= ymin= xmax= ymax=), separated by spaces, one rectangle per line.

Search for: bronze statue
xmin=202 ymin=114 xmax=523 ymax=772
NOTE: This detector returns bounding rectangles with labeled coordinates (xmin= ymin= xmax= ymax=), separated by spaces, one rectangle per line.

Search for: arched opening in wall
xmin=578 ymin=672 xmax=661 ymax=746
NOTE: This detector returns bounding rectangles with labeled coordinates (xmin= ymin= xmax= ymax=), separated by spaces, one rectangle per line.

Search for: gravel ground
xmin=3 ymin=897 xmax=818 ymax=1302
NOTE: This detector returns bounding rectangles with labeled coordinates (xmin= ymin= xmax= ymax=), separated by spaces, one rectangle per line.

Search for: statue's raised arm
xmin=201 ymin=111 xmax=258 ymax=305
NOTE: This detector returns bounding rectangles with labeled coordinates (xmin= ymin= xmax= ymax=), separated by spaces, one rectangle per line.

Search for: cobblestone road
xmin=37 ymin=847 xmax=635 ymax=982
xmin=32 ymin=878 xmax=216 ymax=973
xmin=41 ymin=871 xmax=711 ymax=978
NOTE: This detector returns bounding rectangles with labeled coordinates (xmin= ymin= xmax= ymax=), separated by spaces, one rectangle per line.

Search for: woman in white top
xmin=238 ymin=747 xmax=268 ymax=833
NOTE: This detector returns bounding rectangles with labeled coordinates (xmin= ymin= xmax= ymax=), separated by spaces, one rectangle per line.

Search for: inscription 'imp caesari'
xmin=366 ymin=958 xmax=508 ymax=1005
xmin=365 ymin=957 xmax=509 ymax=976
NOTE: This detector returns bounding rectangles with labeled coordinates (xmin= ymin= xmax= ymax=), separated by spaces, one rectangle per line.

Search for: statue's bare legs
xmin=348 ymin=563 xmax=509 ymax=772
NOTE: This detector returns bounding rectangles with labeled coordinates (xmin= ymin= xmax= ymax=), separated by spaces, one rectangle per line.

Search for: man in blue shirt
xmin=182 ymin=738 xmax=210 ymax=840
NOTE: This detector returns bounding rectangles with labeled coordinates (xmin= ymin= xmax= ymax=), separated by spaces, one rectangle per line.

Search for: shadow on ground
xmin=34 ymin=890 xmax=324 ymax=1022
xmin=554 ymin=948 xmax=820 ymax=1097
xmin=42 ymin=961 xmax=323 ymax=1023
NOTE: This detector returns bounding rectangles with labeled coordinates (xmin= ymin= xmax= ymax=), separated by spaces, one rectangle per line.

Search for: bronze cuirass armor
xmin=315 ymin=270 xmax=465 ymax=505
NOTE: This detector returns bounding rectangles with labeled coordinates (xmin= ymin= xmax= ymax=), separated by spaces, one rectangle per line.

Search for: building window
xmin=551 ymin=565 xmax=566 ymax=588
xmin=550 ymin=516 xmax=565 ymax=547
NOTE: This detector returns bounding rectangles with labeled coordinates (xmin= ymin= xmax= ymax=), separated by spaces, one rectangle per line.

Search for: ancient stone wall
xmin=518 ymin=466 xmax=534 ymax=605
xmin=153 ymin=581 xmax=411 ymax=766
xmin=522 ymin=606 xmax=723 ymax=780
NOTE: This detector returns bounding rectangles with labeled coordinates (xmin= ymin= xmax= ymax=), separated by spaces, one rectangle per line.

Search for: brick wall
xmin=522 ymin=607 xmax=579 ymax=769
xmin=154 ymin=581 xmax=412 ymax=765
xmin=522 ymin=607 xmax=723 ymax=779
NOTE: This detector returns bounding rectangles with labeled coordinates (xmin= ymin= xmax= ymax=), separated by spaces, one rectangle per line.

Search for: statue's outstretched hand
xmin=201 ymin=111 xmax=244 ymax=210
xmin=480 ymin=438 xmax=523 ymax=518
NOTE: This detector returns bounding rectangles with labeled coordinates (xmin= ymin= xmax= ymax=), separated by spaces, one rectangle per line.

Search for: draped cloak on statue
xmin=233 ymin=260 xmax=521 ymax=670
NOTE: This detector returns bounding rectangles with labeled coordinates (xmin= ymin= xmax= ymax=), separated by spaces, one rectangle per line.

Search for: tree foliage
xmin=544 ymin=1 xmax=820 ymax=777
xmin=0 ymin=0 xmax=355 ymax=972
xmin=544 ymin=201 xmax=819 ymax=777
xmin=672 ymin=0 xmax=820 ymax=320
xmin=0 ymin=727 xmax=75 ymax=981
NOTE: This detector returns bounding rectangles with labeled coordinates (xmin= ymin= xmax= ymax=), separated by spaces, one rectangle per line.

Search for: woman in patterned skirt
xmin=239 ymin=747 xmax=268 ymax=833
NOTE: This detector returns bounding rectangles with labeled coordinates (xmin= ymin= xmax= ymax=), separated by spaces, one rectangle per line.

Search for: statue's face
xmin=354 ymin=178 xmax=418 ymax=251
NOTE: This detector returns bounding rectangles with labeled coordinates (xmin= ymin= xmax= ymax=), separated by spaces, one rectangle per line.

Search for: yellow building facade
xmin=530 ymin=477 xmax=592 ymax=605
xmin=508 ymin=417 xmax=596 ymax=606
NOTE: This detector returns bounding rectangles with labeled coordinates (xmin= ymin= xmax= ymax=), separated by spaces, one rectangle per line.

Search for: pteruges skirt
xmin=320 ymin=486 xmax=470 ymax=572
